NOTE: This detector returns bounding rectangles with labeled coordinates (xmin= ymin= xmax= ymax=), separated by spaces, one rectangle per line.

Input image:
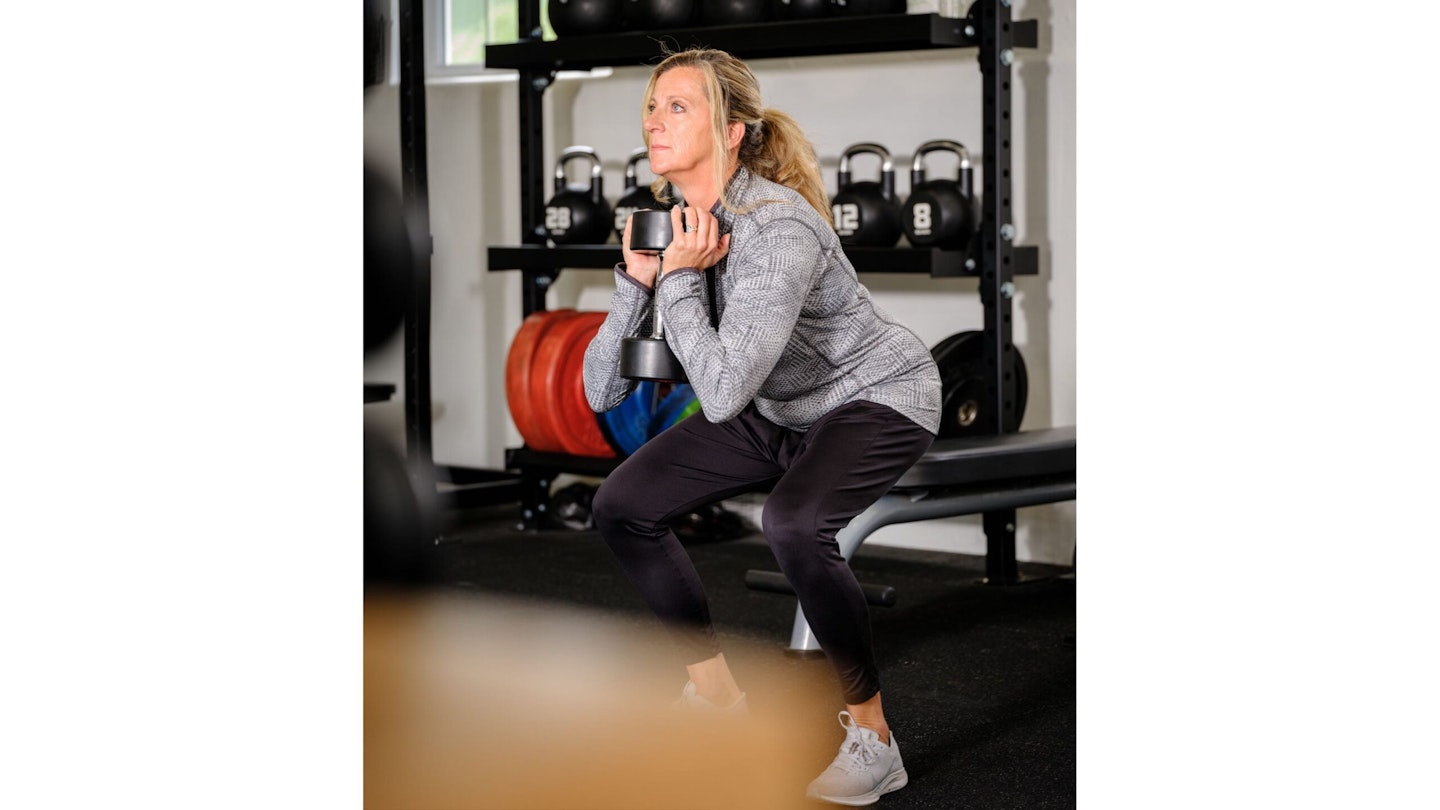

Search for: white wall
xmin=364 ymin=0 xmax=1076 ymax=564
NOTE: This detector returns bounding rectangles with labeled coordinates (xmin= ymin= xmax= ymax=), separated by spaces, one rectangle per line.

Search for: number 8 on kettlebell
xmin=901 ymin=139 xmax=976 ymax=250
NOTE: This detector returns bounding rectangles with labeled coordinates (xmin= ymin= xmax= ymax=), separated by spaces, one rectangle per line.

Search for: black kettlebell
xmin=547 ymin=0 xmax=624 ymax=36
xmin=830 ymin=142 xmax=902 ymax=247
xmin=545 ymin=146 xmax=613 ymax=245
xmin=622 ymin=0 xmax=697 ymax=30
xmin=769 ymin=0 xmax=834 ymax=20
xmin=613 ymin=147 xmax=661 ymax=243
xmin=901 ymin=139 xmax=977 ymax=250
xmin=701 ymin=0 xmax=769 ymax=26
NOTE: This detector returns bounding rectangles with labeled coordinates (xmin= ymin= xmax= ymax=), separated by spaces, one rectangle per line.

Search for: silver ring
xmin=685 ymin=226 xmax=696 ymax=233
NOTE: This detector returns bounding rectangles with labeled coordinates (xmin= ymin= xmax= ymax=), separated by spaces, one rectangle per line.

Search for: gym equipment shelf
xmin=486 ymin=244 xmax=1038 ymax=278
xmin=486 ymin=13 xmax=1037 ymax=71
xmin=464 ymin=0 xmax=1038 ymax=531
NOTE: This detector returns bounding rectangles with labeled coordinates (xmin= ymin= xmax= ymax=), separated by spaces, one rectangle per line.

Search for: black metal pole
xmin=977 ymin=0 xmax=1018 ymax=436
xmin=398 ymin=0 xmax=434 ymax=479
xmin=978 ymin=0 xmax=1021 ymax=584
xmin=518 ymin=2 xmax=552 ymax=317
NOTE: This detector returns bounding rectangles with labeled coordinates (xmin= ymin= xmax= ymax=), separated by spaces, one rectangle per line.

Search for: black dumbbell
xmin=613 ymin=147 xmax=660 ymax=243
xmin=545 ymin=146 xmax=613 ymax=245
xmin=830 ymin=142 xmax=902 ymax=247
xmin=619 ymin=210 xmax=687 ymax=382
xmin=901 ymin=139 xmax=977 ymax=250
xmin=547 ymin=0 xmax=624 ymax=36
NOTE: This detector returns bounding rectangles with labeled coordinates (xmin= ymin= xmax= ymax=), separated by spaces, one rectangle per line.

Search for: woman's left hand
xmin=662 ymin=203 xmax=730 ymax=275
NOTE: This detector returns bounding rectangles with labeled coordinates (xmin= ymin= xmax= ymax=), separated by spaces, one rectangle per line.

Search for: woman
xmin=583 ymin=47 xmax=940 ymax=806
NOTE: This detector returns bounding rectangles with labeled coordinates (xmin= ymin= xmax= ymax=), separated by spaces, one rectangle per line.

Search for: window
xmin=433 ymin=0 xmax=555 ymax=76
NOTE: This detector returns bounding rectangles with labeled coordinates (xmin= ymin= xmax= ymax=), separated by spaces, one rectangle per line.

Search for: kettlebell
xmin=613 ymin=147 xmax=661 ymax=243
xmin=622 ymin=0 xmax=698 ymax=30
xmin=769 ymin=0 xmax=834 ymax=20
xmin=901 ymin=139 xmax=977 ymax=250
xmin=547 ymin=0 xmax=624 ymax=36
xmin=830 ymin=142 xmax=902 ymax=247
xmin=701 ymin=0 xmax=769 ymax=26
xmin=545 ymin=146 xmax=613 ymax=245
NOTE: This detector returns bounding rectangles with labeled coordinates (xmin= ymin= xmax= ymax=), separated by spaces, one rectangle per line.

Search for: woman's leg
xmin=590 ymin=404 xmax=785 ymax=702
xmin=760 ymin=401 xmax=934 ymax=722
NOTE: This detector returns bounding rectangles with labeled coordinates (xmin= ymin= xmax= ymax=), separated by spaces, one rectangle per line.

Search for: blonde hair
xmin=641 ymin=47 xmax=833 ymax=226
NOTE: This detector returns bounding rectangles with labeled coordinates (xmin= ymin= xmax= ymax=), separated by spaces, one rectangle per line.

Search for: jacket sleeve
xmin=655 ymin=217 xmax=823 ymax=423
xmin=583 ymin=265 xmax=654 ymax=412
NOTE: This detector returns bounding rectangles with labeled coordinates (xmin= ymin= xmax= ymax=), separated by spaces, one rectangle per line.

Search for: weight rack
xmin=396 ymin=1 xmax=1042 ymax=552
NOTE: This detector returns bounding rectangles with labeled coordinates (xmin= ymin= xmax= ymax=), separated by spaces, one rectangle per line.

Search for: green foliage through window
xmin=446 ymin=0 xmax=552 ymax=65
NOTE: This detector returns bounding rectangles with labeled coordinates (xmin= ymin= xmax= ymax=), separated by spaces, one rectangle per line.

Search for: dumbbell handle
xmin=650 ymin=254 xmax=666 ymax=339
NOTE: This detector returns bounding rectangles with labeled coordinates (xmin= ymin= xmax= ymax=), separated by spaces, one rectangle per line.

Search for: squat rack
xmin=397 ymin=1 xmax=1042 ymax=580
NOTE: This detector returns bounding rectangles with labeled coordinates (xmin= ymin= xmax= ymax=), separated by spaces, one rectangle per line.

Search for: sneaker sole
xmin=807 ymin=767 xmax=908 ymax=806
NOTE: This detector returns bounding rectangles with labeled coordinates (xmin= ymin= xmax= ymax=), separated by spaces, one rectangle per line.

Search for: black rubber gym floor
xmin=376 ymin=502 xmax=1075 ymax=809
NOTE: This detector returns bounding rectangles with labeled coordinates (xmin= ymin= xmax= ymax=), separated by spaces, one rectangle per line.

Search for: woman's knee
xmin=761 ymin=498 xmax=825 ymax=569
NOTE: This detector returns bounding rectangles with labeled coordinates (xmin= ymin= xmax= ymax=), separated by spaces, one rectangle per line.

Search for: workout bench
xmin=744 ymin=426 xmax=1076 ymax=652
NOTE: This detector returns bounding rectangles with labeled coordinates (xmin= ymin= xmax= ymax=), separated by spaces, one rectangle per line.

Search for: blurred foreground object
xmin=365 ymin=590 xmax=824 ymax=809
xmin=363 ymin=426 xmax=437 ymax=586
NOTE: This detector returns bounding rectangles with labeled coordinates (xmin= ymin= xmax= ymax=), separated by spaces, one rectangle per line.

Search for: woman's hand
xmin=621 ymin=214 xmax=661 ymax=289
xmin=661 ymin=204 xmax=731 ymax=276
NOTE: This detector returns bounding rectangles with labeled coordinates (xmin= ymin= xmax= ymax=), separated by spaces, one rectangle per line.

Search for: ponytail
xmin=736 ymin=108 xmax=834 ymax=227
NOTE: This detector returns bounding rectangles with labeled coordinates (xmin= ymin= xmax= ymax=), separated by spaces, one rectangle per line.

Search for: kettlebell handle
xmin=555 ymin=145 xmax=605 ymax=203
xmin=910 ymin=139 xmax=972 ymax=188
xmin=838 ymin=142 xmax=896 ymax=202
xmin=623 ymin=146 xmax=649 ymax=192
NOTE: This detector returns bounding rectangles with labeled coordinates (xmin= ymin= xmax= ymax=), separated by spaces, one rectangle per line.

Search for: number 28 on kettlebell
xmin=544 ymin=146 xmax=613 ymax=245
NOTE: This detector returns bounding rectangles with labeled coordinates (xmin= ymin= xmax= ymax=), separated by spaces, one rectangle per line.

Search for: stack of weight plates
xmin=506 ymin=309 xmax=702 ymax=457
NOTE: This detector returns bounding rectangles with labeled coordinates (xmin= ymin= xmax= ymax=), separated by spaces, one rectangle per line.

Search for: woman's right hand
xmin=621 ymin=214 xmax=660 ymax=290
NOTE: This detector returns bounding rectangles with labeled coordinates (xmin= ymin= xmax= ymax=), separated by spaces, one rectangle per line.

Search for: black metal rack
xmin=482 ymin=2 xmax=1039 ymax=531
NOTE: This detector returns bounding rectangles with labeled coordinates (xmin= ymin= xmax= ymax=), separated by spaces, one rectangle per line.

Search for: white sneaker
xmin=805 ymin=711 xmax=908 ymax=806
xmin=672 ymin=680 xmax=749 ymax=715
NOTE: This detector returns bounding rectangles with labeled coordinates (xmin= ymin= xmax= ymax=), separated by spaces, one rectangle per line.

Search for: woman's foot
xmin=804 ymin=711 xmax=907 ymax=806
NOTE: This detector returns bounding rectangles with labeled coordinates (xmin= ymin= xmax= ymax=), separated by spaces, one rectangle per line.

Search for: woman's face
xmin=644 ymin=66 xmax=713 ymax=182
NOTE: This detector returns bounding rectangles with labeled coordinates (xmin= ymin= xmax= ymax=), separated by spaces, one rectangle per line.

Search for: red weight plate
xmin=505 ymin=309 xmax=577 ymax=452
xmin=560 ymin=317 xmax=615 ymax=458
xmin=532 ymin=311 xmax=608 ymax=457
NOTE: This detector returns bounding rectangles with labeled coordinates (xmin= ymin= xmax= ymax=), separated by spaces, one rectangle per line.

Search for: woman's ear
xmin=727 ymin=121 xmax=745 ymax=151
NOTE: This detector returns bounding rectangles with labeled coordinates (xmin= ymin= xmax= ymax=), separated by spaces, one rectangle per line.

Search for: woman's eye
xmin=671 ymin=102 xmax=684 ymax=113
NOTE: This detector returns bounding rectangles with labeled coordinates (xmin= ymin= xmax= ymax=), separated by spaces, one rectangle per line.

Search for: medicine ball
xmin=623 ymin=0 xmax=698 ymax=29
xmin=832 ymin=0 xmax=904 ymax=15
xmin=769 ymin=0 xmax=834 ymax=20
xmin=548 ymin=0 xmax=624 ymax=36
xmin=701 ymin=0 xmax=769 ymax=26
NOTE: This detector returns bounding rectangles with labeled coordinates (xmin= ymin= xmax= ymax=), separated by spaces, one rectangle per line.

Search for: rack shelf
xmin=486 ymin=13 xmax=1037 ymax=71
xmin=487 ymin=244 xmax=1038 ymax=277
xmin=475 ymin=0 xmax=1037 ymax=530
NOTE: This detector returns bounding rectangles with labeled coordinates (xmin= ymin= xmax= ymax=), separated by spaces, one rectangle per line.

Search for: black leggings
xmin=591 ymin=399 xmax=935 ymax=705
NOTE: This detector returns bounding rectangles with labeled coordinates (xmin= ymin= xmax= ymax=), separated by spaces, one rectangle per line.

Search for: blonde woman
xmin=584 ymin=47 xmax=941 ymax=806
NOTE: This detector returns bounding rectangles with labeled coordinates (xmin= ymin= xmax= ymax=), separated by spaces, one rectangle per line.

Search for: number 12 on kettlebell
xmin=829 ymin=143 xmax=902 ymax=248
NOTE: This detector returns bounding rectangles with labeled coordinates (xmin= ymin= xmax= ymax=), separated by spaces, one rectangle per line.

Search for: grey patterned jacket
xmin=583 ymin=165 xmax=941 ymax=434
